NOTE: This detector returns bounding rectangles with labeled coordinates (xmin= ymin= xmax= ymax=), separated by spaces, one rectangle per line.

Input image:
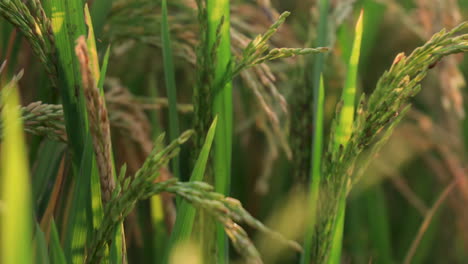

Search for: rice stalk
xmin=85 ymin=131 xmax=193 ymax=263
xmin=86 ymin=128 xmax=301 ymax=263
xmin=161 ymin=0 xmax=181 ymax=179
xmin=302 ymin=75 xmax=325 ymax=264
xmin=75 ymin=35 xmax=115 ymax=204
xmin=107 ymin=0 xmax=326 ymax=164
xmin=40 ymin=1 xmax=106 ymax=262
xmin=206 ymin=0 xmax=233 ymax=260
xmin=0 ymin=0 xmax=57 ymax=86
xmin=314 ymin=20 xmax=468 ymax=264
xmin=290 ymin=0 xmax=331 ymax=184
xmin=327 ymin=10 xmax=364 ymax=264
xmin=165 ymin=117 xmax=217 ymax=262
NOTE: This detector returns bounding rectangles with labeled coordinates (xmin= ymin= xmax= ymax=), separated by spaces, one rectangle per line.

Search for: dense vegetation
xmin=1 ymin=0 xmax=468 ymax=263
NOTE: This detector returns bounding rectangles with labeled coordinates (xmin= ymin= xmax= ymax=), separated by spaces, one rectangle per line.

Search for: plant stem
xmin=302 ymin=0 xmax=329 ymax=262
xmin=302 ymin=75 xmax=325 ymax=264
xmin=161 ymin=0 xmax=181 ymax=180
xmin=207 ymin=0 xmax=232 ymax=262
xmin=328 ymin=10 xmax=364 ymax=264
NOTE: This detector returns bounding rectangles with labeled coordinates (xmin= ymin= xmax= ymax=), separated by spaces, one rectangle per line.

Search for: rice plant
xmin=1 ymin=0 xmax=468 ymax=264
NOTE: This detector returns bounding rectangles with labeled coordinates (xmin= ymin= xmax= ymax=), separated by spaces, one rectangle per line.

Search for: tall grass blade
xmin=329 ymin=10 xmax=364 ymax=264
xmin=303 ymin=0 xmax=329 ymax=262
xmin=311 ymin=0 xmax=330 ymax=95
xmin=0 ymin=85 xmax=33 ymax=264
xmin=109 ymin=226 xmax=124 ymax=264
xmin=332 ymin=10 xmax=364 ymax=150
xmin=84 ymin=3 xmax=105 ymax=231
xmin=328 ymin=196 xmax=346 ymax=264
xmin=49 ymin=219 xmax=67 ymax=264
xmin=41 ymin=2 xmax=97 ymax=260
xmin=207 ymin=0 xmax=233 ymax=261
xmin=42 ymin=0 xmax=89 ymax=162
xmin=312 ymin=0 xmax=330 ymax=114
xmin=101 ymin=46 xmax=123 ymax=264
xmin=65 ymin=135 xmax=94 ymax=263
xmin=85 ymin=8 xmax=121 ymax=262
xmin=302 ymin=75 xmax=325 ymax=264
xmin=98 ymin=46 xmax=111 ymax=92
xmin=161 ymin=0 xmax=181 ymax=179
xmin=85 ymin=12 xmax=122 ymax=263
xmin=166 ymin=117 xmax=218 ymax=262
xmin=34 ymin=223 xmax=51 ymax=264
xmin=85 ymin=4 xmax=101 ymax=83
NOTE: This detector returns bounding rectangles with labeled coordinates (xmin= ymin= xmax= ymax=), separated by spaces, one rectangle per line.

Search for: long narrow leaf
xmin=85 ymin=4 xmax=104 ymax=229
xmin=65 ymin=135 xmax=94 ymax=263
xmin=329 ymin=10 xmax=364 ymax=264
xmin=166 ymin=117 xmax=218 ymax=262
xmin=42 ymin=2 xmax=97 ymax=261
xmin=49 ymin=219 xmax=67 ymax=264
xmin=1 ymin=85 xmax=33 ymax=264
xmin=34 ymin=223 xmax=51 ymax=264
xmin=302 ymin=0 xmax=329 ymax=261
xmin=302 ymin=76 xmax=325 ymax=264
xmin=85 ymin=9 xmax=121 ymax=262
xmin=333 ymin=10 xmax=364 ymax=150
xmin=42 ymin=0 xmax=89 ymax=162
xmin=207 ymin=0 xmax=233 ymax=261
xmin=161 ymin=0 xmax=181 ymax=179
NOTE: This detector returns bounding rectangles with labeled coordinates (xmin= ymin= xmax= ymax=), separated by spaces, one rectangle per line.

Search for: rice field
xmin=1 ymin=0 xmax=468 ymax=263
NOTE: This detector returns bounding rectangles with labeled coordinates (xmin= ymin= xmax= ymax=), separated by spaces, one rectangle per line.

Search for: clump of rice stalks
xmin=289 ymin=0 xmax=355 ymax=184
xmin=0 ymin=69 xmax=65 ymax=141
xmin=2 ymin=0 xmax=467 ymax=263
xmin=86 ymin=131 xmax=301 ymax=264
xmin=18 ymin=102 xmax=65 ymax=141
xmin=223 ymin=11 xmax=329 ymax=92
xmin=313 ymin=21 xmax=468 ymax=263
xmin=86 ymin=131 xmax=192 ymax=263
xmin=193 ymin=4 xmax=328 ymax=157
xmin=107 ymin=0 xmax=326 ymax=164
xmin=0 ymin=0 xmax=57 ymax=85
xmin=192 ymin=2 xmax=327 ymax=260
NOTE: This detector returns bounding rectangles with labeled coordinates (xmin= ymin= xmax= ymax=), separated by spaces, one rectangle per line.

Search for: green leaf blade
xmin=1 ymin=85 xmax=33 ymax=264
xmin=302 ymin=75 xmax=326 ymax=264
xmin=50 ymin=219 xmax=67 ymax=264
xmin=161 ymin=0 xmax=181 ymax=180
xmin=206 ymin=0 xmax=233 ymax=261
xmin=166 ymin=117 xmax=218 ymax=262
xmin=328 ymin=11 xmax=365 ymax=264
